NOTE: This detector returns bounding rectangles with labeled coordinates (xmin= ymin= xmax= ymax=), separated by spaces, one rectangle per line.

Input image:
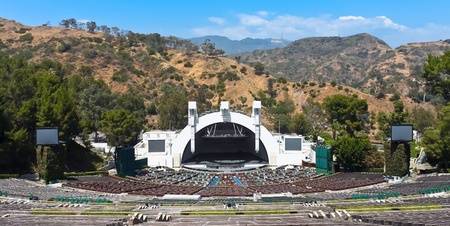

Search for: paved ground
xmin=0 ymin=213 xmax=372 ymax=226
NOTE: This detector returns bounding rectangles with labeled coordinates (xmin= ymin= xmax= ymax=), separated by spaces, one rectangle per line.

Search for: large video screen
xmin=148 ymin=139 xmax=165 ymax=152
xmin=36 ymin=128 xmax=59 ymax=145
xmin=391 ymin=125 xmax=413 ymax=142
xmin=285 ymin=138 xmax=302 ymax=151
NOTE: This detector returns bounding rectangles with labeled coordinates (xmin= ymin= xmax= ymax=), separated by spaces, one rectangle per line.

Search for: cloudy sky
xmin=1 ymin=0 xmax=450 ymax=47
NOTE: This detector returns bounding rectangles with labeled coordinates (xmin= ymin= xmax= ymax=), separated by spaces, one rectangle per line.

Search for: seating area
xmin=353 ymin=210 xmax=450 ymax=226
xmin=357 ymin=174 xmax=450 ymax=196
xmin=63 ymin=167 xmax=388 ymax=197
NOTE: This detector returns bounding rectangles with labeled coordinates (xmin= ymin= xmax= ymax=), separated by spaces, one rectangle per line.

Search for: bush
xmin=83 ymin=49 xmax=98 ymax=59
xmin=240 ymin=67 xmax=247 ymax=74
xmin=253 ymin=62 xmax=265 ymax=75
xmin=112 ymin=70 xmax=129 ymax=83
xmin=330 ymin=81 xmax=337 ymax=87
xmin=78 ymin=65 xmax=93 ymax=77
xmin=183 ymin=61 xmax=193 ymax=67
xmin=57 ymin=41 xmax=71 ymax=52
xmin=15 ymin=27 xmax=30 ymax=34
xmin=332 ymin=135 xmax=372 ymax=171
xmin=19 ymin=33 xmax=33 ymax=43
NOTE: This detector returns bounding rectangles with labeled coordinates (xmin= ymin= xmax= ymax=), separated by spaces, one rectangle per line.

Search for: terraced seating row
xmin=359 ymin=178 xmax=450 ymax=196
xmin=66 ymin=180 xmax=159 ymax=194
xmin=251 ymin=173 xmax=385 ymax=194
xmin=197 ymin=186 xmax=254 ymax=197
xmin=52 ymin=196 xmax=112 ymax=204
xmin=353 ymin=210 xmax=450 ymax=226
xmin=130 ymin=185 xmax=202 ymax=196
xmin=64 ymin=170 xmax=385 ymax=197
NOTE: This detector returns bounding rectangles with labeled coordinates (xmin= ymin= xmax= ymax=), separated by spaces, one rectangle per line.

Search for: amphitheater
xmin=0 ymin=101 xmax=449 ymax=225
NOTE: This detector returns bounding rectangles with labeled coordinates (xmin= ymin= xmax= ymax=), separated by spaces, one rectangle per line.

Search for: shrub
xmin=184 ymin=61 xmax=193 ymax=67
xmin=376 ymin=92 xmax=385 ymax=99
xmin=389 ymin=93 xmax=401 ymax=102
xmin=240 ymin=67 xmax=247 ymax=74
xmin=83 ymin=49 xmax=98 ymax=59
xmin=222 ymin=71 xmax=240 ymax=81
xmin=15 ymin=27 xmax=30 ymax=34
xmin=330 ymin=81 xmax=337 ymax=87
xmin=230 ymin=65 xmax=237 ymax=69
xmin=57 ymin=41 xmax=71 ymax=52
xmin=79 ymin=65 xmax=93 ymax=77
xmin=309 ymin=82 xmax=316 ymax=86
xmin=277 ymin=77 xmax=287 ymax=84
xmin=253 ymin=62 xmax=265 ymax=75
xmin=19 ymin=33 xmax=33 ymax=43
xmin=319 ymin=82 xmax=326 ymax=88
xmin=112 ymin=70 xmax=129 ymax=83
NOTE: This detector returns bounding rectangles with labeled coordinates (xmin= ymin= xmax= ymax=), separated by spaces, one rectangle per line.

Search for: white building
xmin=134 ymin=101 xmax=315 ymax=169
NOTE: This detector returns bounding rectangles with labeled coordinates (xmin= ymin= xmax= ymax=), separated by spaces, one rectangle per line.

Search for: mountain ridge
xmin=189 ymin=35 xmax=290 ymax=55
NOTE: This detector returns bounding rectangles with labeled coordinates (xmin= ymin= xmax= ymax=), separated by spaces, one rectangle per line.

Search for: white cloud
xmin=238 ymin=14 xmax=269 ymax=26
xmin=192 ymin=12 xmax=450 ymax=47
xmin=257 ymin=10 xmax=269 ymax=17
xmin=208 ymin=17 xmax=225 ymax=25
xmin=339 ymin=16 xmax=365 ymax=21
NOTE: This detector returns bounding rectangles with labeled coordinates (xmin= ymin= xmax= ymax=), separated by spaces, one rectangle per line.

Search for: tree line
xmin=0 ymin=52 xmax=145 ymax=173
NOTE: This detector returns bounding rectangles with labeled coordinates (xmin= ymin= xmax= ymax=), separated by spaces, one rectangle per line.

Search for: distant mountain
xmin=240 ymin=33 xmax=450 ymax=95
xmin=189 ymin=35 xmax=290 ymax=55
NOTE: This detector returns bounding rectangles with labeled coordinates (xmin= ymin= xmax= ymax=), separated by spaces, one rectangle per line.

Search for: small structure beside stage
xmin=134 ymin=101 xmax=316 ymax=168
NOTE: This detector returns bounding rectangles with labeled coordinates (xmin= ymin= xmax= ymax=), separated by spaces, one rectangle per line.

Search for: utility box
xmin=315 ymin=145 xmax=333 ymax=174
xmin=115 ymin=147 xmax=136 ymax=176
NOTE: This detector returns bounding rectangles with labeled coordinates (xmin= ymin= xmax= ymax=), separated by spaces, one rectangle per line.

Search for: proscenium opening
xmin=181 ymin=122 xmax=269 ymax=166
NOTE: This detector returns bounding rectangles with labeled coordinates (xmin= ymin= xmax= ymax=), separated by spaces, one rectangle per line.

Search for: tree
xmin=98 ymin=25 xmax=111 ymax=35
xmin=410 ymin=106 xmax=435 ymax=133
xmin=323 ymin=94 xmax=369 ymax=137
xmin=332 ymin=135 xmax=372 ymax=171
xmin=271 ymin=97 xmax=295 ymax=133
xmin=86 ymin=21 xmax=97 ymax=33
xmin=289 ymin=113 xmax=312 ymax=136
xmin=157 ymin=85 xmax=188 ymax=130
xmin=77 ymin=79 xmax=117 ymax=142
xmin=377 ymin=100 xmax=409 ymax=139
xmin=423 ymin=51 xmax=450 ymax=103
xmin=60 ymin=19 xmax=70 ymax=28
xmin=421 ymin=104 xmax=450 ymax=170
xmin=254 ymin=62 xmax=265 ymax=75
xmin=100 ymin=109 xmax=142 ymax=147
xmin=200 ymin=39 xmax=224 ymax=57
xmin=60 ymin=18 xmax=77 ymax=29
xmin=303 ymin=99 xmax=327 ymax=141
xmin=384 ymin=142 xmax=409 ymax=176
xmin=67 ymin=18 xmax=77 ymax=29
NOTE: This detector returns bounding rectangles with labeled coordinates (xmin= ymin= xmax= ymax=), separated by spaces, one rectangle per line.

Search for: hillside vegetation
xmin=0 ymin=19 xmax=434 ymax=138
xmin=1 ymin=17 xmax=448 ymax=174
xmin=240 ymin=33 xmax=450 ymax=103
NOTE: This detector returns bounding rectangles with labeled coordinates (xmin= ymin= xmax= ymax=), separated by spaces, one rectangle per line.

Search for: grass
xmin=64 ymin=171 xmax=107 ymax=177
xmin=180 ymin=209 xmax=299 ymax=216
xmin=341 ymin=204 xmax=443 ymax=213
xmin=31 ymin=210 xmax=131 ymax=216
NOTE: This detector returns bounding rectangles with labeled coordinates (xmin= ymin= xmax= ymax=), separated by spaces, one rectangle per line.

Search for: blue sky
xmin=1 ymin=0 xmax=450 ymax=47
